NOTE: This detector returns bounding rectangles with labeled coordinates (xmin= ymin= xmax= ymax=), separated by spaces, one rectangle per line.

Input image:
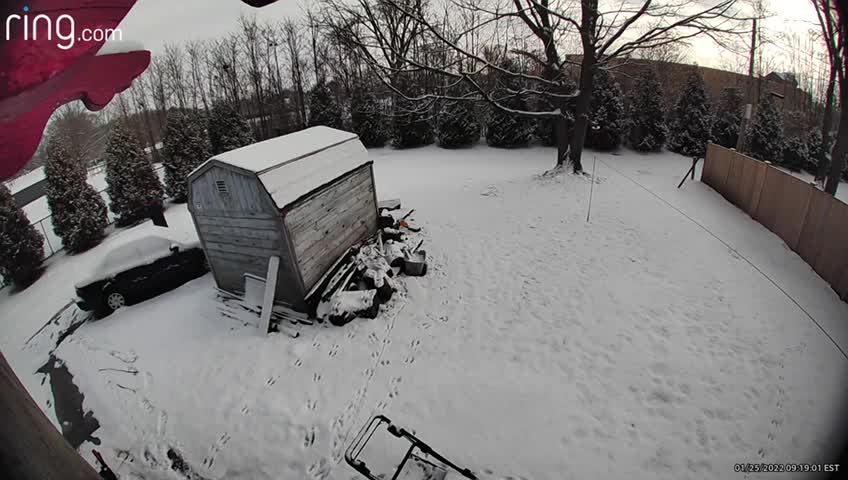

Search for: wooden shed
xmin=187 ymin=126 xmax=378 ymax=312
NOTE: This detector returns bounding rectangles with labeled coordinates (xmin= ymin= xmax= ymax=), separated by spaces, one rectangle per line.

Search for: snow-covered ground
xmin=2 ymin=145 xmax=848 ymax=480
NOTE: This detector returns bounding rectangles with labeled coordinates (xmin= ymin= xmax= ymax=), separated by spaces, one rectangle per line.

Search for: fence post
xmin=39 ymin=220 xmax=54 ymax=257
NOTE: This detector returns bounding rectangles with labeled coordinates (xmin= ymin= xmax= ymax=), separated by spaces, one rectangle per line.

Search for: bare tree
xmin=324 ymin=0 xmax=745 ymax=172
xmin=282 ymin=19 xmax=309 ymax=127
xmin=811 ymin=0 xmax=845 ymax=193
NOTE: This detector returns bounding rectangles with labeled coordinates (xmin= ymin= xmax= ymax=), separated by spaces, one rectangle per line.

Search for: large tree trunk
xmin=825 ymin=98 xmax=847 ymax=194
xmin=817 ymin=65 xmax=836 ymax=180
xmin=565 ymin=0 xmax=598 ymax=173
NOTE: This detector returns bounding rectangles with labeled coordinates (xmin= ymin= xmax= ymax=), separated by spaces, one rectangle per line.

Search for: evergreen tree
xmin=104 ymin=122 xmax=164 ymax=226
xmin=712 ymin=87 xmax=743 ymax=148
xmin=586 ymin=68 xmax=624 ymax=151
xmin=437 ymin=100 xmax=479 ymax=148
xmin=782 ymin=136 xmax=808 ymax=172
xmin=391 ymin=81 xmax=434 ymax=148
xmin=486 ymin=58 xmax=532 ymax=147
xmin=748 ymin=94 xmax=784 ymax=164
xmin=533 ymin=80 xmax=577 ymax=146
xmin=307 ymin=81 xmax=343 ymax=129
xmin=626 ymin=69 xmax=666 ymax=152
xmin=805 ymin=129 xmax=825 ymax=174
xmin=350 ymin=85 xmax=388 ymax=147
xmin=162 ymin=111 xmax=211 ymax=203
xmin=45 ymin=133 xmax=108 ymax=253
xmin=208 ymin=103 xmax=254 ymax=155
xmin=0 ymin=184 xmax=44 ymax=287
xmin=668 ymin=71 xmax=712 ymax=157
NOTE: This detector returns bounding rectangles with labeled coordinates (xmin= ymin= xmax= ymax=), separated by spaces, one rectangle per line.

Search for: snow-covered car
xmin=74 ymin=228 xmax=208 ymax=316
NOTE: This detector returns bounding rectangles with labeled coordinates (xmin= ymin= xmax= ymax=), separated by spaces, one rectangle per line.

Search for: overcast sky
xmin=109 ymin=0 xmax=820 ymax=71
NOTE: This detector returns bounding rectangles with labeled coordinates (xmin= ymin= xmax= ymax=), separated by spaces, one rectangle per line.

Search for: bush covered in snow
xmin=350 ymin=85 xmax=388 ymax=148
xmin=308 ymin=81 xmax=344 ymax=129
xmin=391 ymin=82 xmax=435 ymax=149
xmin=45 ymin=133 xmax=108 ymax=253
xmin=208 ymin=103 xmax=255 ymax=155
xmin=0 ymin=184 xmax=44 ymax=286
xmin=486 ymin=58 xmax=532 ymax=148
xmin=586 ymin=68 xmax=624 ymax=151
xmin=805 ymin=130 xmax=826 ymax=175
xmin=163 ymin=111 xmax=211 ymax=203
xmin=748 ymin=94 xmax=784 ymax=164
xmin=668 ymin=71 xmax=712 ymax=157
xmin=104 ymin=122 xmax=164 ymax=226
xmin=782 ymin=136 xmax=809 ymax=172
xmin=437 ymin=100 xmax=479 ymax=148
xmin=626 ymin=69 xmax=666 ymax=152
xmin=712 ymin=87 xmax=742 ymax=149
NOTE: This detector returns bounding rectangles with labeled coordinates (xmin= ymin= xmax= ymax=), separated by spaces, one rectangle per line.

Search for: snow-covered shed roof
xmin=195 ymin=126 xmax=370 ymax=209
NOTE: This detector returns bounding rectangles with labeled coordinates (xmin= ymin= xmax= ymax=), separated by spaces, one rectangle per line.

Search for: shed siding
xmin=285 ymin=165 xmax=378 ymax=291
xmin=189 ymin=165 xmax=304 ymax=308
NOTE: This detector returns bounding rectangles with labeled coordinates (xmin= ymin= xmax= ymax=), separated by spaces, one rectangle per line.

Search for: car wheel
xmin=105 ymin=291 xmax=127 ymax=312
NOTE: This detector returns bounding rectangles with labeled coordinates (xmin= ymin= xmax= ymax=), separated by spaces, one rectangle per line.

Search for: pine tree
xmin=748 ymin=94 xmax=784 ymax=164
xmin=486 ymin=58 xmax=532 ymax=148
xmin=626 ymin=69 xmax=666 ymax=152
xmin=782 ymin=136 xmax=808 ymax=172
xmin=391 ymin=80 xmax=434 ymax=148
xmin=308 ymin=81 xmax=343 ymax=129
xmin=208 ymin=103 xmax=254 ymax=155
xmin=163 ymin=111 xmax=211 ymax=203
xmin=45 ymin=133 xmax=108 ymax=253
xmin=104 ymin=122 xmax=164 ymax=226
xmin=533 ymin=80 xmax=577 ymax=146
xmin=586 ymin=68 xmax=624 ymax=151
xmin=805 ymin=129 xmax=825 ymax=174
xmin=668 ymin=71 xmax=712 ymax=157
xmin=712 ymin=87 xmax=743 ymax=148
xmin=437 ymin=100 xmax=479 ymax=148
xmin=350 ymin=85 xmax=388 ymax=147
xmin=0 ymin=184 xmax=44 ymax=287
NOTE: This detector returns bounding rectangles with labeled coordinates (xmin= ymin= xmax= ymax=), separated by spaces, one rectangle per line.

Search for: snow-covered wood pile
xmin=311 ymin=205 xmax=426 ymax=326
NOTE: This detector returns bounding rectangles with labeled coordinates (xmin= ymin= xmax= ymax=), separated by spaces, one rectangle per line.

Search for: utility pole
xmin=736 ymin=17 xmax=758 ymax=152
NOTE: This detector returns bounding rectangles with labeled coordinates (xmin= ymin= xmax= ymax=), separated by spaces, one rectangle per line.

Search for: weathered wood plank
xmin=202 ymin=233 xmax=280 ymax=251
xmin=206 ymin=241 xmax=281 ymax=258
xmin=288 ymin=188 xmax=376 ymax=239
xmin=285 ymin=171 xmax=372 ymax=226
xmin=196 ymin=225 xmax=282 ymax=241
xmin=195 ymin=215 xmax=280 ymax=230
xmin=285 ymin=179 xmax=374 ymax=230
xmin=292 ymin=201 xmax=376 ymax=253
xmin=285 ymin=164 xmax=371 ymax=212
xmin=300 ymin=222 xmax=373 ymax=289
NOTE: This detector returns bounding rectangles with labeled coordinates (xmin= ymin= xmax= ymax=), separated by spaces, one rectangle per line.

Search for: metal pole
xmin=587 ymin=155 xmax=597 ymax=223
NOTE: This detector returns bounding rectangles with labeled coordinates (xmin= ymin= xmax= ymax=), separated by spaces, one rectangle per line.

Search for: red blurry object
xmin=0 ymin=0 xmax=280 ymax=181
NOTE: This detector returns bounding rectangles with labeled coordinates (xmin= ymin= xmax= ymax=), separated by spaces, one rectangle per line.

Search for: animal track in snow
xmin=328 ymin=345 xmax=339 ymax=357
xmin=266 ymin=376 xmax=278 ymax=386
xmin=303 ymin=425 xmax=317 ymax=447
xmin=306 ymin=398 xmax=318 ymax=411
xmin=313 ymin=372 xmax=322 ymax=382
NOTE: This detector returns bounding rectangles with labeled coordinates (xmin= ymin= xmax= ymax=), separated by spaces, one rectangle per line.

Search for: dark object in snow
xmin=346 ymin=415 xmax=478 ymax=480
xmin=400 ymin=209 xmax=416 ymax=222
xmin=328 ymin=290 xmax=379 ymax=326
xmin=92 ymin=449 xmax=118 ymax=480
xmin=382 ymin=228 xmax=405 ymax=242
xmin=404 ymin=250 xmax=428 ymax=277
xmin=75 ymin=235 xmax=208 ymax=317
xmin=377 ymin=198 xmax=402 ymax=211
xmin=378 ymin=213 xmax=395 ymax=229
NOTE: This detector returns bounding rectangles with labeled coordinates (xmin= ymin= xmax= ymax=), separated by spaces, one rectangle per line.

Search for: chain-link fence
xmin=1 ymin=164 xmax=166 ymax=289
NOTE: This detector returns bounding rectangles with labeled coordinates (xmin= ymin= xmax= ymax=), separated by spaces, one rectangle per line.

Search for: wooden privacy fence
xmin=702 ymin=143 xmax=848 ymax=301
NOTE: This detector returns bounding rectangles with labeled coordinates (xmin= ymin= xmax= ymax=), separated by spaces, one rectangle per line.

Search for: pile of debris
xmin=309 ymin=201 xmax=427 ymax=326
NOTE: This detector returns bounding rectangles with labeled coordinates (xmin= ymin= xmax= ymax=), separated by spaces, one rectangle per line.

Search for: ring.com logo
xmin=5 ymin=5 xmax=123 ymax=51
